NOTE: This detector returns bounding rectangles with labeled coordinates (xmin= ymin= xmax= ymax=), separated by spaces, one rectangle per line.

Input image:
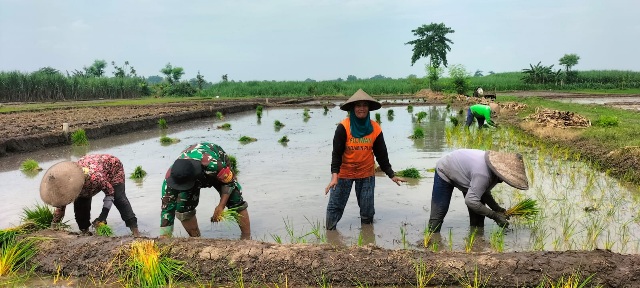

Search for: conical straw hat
xmin=339 ymin=89 xmax=382 ymax=111
xmin=40 ymin=161 xmax=85 ymax=207
xmin=485 ymin=151 xmax=528 ymax=190
xmin=489 ymin=103 xmax=501 ymax=114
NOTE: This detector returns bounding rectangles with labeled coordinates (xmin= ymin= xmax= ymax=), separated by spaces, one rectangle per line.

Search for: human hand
xmin=489 ymin=211 xmax=509 ymax=229
xmin=211 ymin=206 xmax=224 ymax=222
xmin=325 ymin=182 xmax=337 ymax=195
xmin=391 ymin=176 xmax=406 ymax=186
xmin=92 ymin=218 xmax=107 ymax=228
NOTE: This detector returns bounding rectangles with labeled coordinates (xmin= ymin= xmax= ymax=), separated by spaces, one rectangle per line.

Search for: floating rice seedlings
xmin=0 ymin=238 xmax=38 ymax=276
xmin=130 ymin=165 xmax=147 ymax=179
xmin=157 ymin=118 xmax=168 ymax=129
xmin=489 ymin=228 xmax=505 ymax=252
xmin=302 ymin=108 xmax=310 ymax=119
xmin=274 ymin=120 xmax=285 ymax=130
xmin=414 ymin=258 xmax=438 ymax=288
xmin=71 ymin=129 xmax=89 ymax=146
xmin=120 ymin=240 xmax=190 ymax=287
xmin=95 ymin=223 xmax=114 ymax=237
xmin=531 ymin=226 xmax=549 ymax=251
xmin=256 ymin=105 xmax=263 ymax=118
xmin=505 ymin=198 xmax=540 ymax=221
xmin=20 ymin=159 xmax=42 ymax=172
xmin=415 ymin=111 xmax=427 ymax=123
xmin=215 ymin=111 xmax=224 ymax=120
xmin=387 ymin=109 xmax=394 ymax=117
xmin=159 ymin=136 xmax=180 ymax=145
xmin=217 ymin=123 xmax=231 ymax=130
xmin=238 ymin=136 xmax=257 ymax=144
xmin=464 ymin=228 xmax=478 ymax=253
xmin=407 ymin=105 xmax=413 ymax=113
xmin=396 ymin=168 xmax=421 ymax=178
xmin=21 ymin=203 xmax=53 ymax=229
xmin=278 ymin=135 xmax=290 ymax=144
xmin=410 ymin=127 xmax=425 ymax=139
xmin=323 ymin=105 xmax=329 ymax=113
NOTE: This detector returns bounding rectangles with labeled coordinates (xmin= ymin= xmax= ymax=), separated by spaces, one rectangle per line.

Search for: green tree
xmin=346 ymin=75 xmax=358 ymax=81
xmin=448 ymin=64 xmax=470 ymax=95
xmin=196 ymin=71 xmax=205 ymax=90
xmin=84 ymin=60 xmax=107 ymax=77
xmin=160 ymin=63 xmax=184 ymax=85
xmin=425 ymin=64 xmax=444 ymax=91
xmin=222 ymin=74 xmax=228 ymax=82
xmin=559 ymin=53 xmax=580 ymax=72
xmin=111 ymin=61 xmax=136 ymax=78
xmin=405 ymin=23 xmax=455 ymax=68
xmin=473 ymin=70 xmax=483 ymax=77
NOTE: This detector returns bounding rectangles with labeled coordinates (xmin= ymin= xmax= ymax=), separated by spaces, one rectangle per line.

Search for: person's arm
xmin=326 ymin=124 xmax=346 ymax=194
xmin=212 ymin=191 xmax=231 ymax=222
xmin=93 ymin=179 xmax=115 ymax=226
xmin=482 ymin=107 xmax=497 ymax=127
xmin=482 ymin=192 xmax=506 ymax=212
xmin=373 ymin=132 xmax=405 ymax=186
xmin=465 ymin=173 xmax=509 ymax=227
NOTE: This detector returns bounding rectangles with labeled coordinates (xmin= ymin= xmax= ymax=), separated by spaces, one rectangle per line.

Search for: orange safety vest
xmin=338 ymin=118 xmax=382 ymax=179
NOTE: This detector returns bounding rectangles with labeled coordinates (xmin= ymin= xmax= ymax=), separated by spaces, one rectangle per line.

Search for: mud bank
xmin=30 ymin=231 xmax=640 ymax=287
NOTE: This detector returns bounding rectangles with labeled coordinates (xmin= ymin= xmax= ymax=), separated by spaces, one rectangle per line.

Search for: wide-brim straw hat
xmin=339 ymin=89 xmax=382 ymax=111
xmin=489 ymin=103 xmax=501 ymax=114
xmin=485 ymin=151 xmax=529 ymax=190
xmin=40 ymin=161 xmax=85 ymax=207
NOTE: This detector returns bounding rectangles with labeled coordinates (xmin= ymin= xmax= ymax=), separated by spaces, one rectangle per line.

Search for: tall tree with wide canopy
xmin=405 ymin=23 xmax=455 ymax=68
xmin=559 ymin=53 xmax=580 ymax=72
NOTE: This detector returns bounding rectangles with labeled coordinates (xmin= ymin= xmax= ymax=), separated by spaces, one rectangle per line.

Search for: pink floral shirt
xmin=77 ymin=154 xmax=125 ymax=198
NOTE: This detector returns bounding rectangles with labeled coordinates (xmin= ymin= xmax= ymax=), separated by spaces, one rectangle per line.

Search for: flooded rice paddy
xmin=1 ymin=102 xmax=639 ymax=253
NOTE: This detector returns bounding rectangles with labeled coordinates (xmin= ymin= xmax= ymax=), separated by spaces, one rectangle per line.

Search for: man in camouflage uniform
xmin=160 ymin=142 xmax=251 ymax=239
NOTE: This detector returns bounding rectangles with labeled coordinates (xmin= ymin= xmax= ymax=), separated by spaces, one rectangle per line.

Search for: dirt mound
xmin=415 ymin=89 xmax=446 ymax=100
xmin=525 ymin=108 xmax=591 ymax=128
xmin=501 ymin=102 xmax=528 ymax=112
xmin=27 ymin=230 xmax=640 ymax=287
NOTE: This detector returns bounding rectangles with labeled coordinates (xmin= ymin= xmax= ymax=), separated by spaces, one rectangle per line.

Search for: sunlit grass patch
xmin=71 ymin=129 xmax=89 ymax=146
xmin=119 ymin=239 xmax=192 ymax=287
xmin=20 ymin=159 xmax=42 ymax=172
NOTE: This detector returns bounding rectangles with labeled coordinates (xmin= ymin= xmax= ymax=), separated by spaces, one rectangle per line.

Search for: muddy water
xmin=1 ymin=104 xmax=639 ymax=253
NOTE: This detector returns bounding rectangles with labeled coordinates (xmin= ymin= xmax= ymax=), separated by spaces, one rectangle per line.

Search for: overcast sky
xmin=1 ymin=0 xmax=638 ymax=82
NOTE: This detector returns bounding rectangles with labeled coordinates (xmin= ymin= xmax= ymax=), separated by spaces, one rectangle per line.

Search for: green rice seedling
xmin=256 ymin=106 xmax=263 ymax=118
xmin=414 ymin=258 xmax=439 ymax=288
xmin=238 ymin=136 xmax=257 ymax=144
xmin=120 ymin=239 xmax=191 ymax=287
xmin=426 ymin=168 xmax=436 ymax=173
xmin=353 ymin=279 xmax=371 ymax=288
xmin=0 ymin=223 xmax=38 ymax=249
xmin=274 ymin=120 xmax=285 ymax=129
xmin=271 ymin=234 xmax=282 ymax=244
xmin=357 ymin=232 xmax=364 ymax=247
xmin=316 ymin=271 xmax=331 ymax=288
xmin=278 ymin=135 xmax=290 ymax=144
xmin=489 ymin=228 xmax=505 ymax=252
xmin=505 ymin=198 xmax=540 ymax=220
xmin=305 ymin=217 xmax=326 ymax=243
xmin=423 ymin=224 xmax=436 ymax=248
xmin=456 ymin=265 xmax=490 ymax=288
xmin=157 ymin=118 xmax=168 ymax=129
xmin=303 ymin=108 xmax=310 ymax=119
xmin=407 ymin=105 xmax=414 ymax=113
xmin=21 ymin=204 xmax=53 ymax=229
xmin=431 ymin=241 xmax=439 ymax=252
xmin=231 ymin=267 xmax=246 ymax=288
xmin=0 ymin=238 xmax=38 ymax=276
xmin=416 ymin=111 xmax=428 ymax=123
xmin=464 ymin=228 xmax=478 ymax=253
xmin=449 ymin=116 xmax=459 ymax=126
xmin=448 ymin=229 xmax=453 ymax=251
xmin=536 ymin=271 xmax=600 ymax=288
xmin=411 ymin=127 xmax=425 ymax=139
xmin=387 ymin=109 xmax=394 ymax=117
xmin=217 ymin=123 xmax=231 ymax=130
xmin=214 ymin=207 xmax=242 ymax=224
xmin=396 ymin=168 xmax=421 ymax=179
xmin=159 ymin=136 xmax=180 ymax=145
xmin=400 ymin=226 xmax=408 ymax=249
xmin=375 ymin=113 xmax=381 ymax=123
xmin=20 ymin=159 xmax=42 ymax=172
xmin=228 ymin=154 xmax=239 ymax=175
xmin=459 ymin=108 xmax=464 ymax=115
xmin=95 ymin=223 xmax=114 ymax=237
xmin=130 ymin=165 xmax=147 ymax=179
xmin=215 ymin=111 xmax=224 ymax=120
xmin=71 ymin=129 xmax=89 ymax=146
xmin=323 ymin=105 xmax=329 ymax=112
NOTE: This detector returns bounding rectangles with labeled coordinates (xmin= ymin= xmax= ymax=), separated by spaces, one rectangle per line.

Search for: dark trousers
xmin=465 ymin=108 xmax=485 ymax=128
xmin=74 ymin=183 xmax=138 ymax=230
xmin=326 ymin=176 xmax=375 ymax=230
xmin=428 ymin=172 xmax=485 ymax=232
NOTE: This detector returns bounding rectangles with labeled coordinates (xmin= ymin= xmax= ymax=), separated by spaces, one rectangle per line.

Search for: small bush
xmin=158 ymin=118 xmax=168 ymax=129
xmin=594 ymin=115 xmax=619 ymax=127
xmin=130 ymin=166 xmax=147 ymax=179
xmin=71 ymin=129 xmax=89 ymax=146
xmin=278 ymin=135 xmax=290 ymax=143
xmin=239 ymin=136 xmax=257 ymax=143
xmin=20 ymin=159 xmax=42 ymax=172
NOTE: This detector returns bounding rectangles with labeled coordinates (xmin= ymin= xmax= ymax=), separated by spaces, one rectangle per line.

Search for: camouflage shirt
xmin=163 ymin=142 xmax=234 ymax=193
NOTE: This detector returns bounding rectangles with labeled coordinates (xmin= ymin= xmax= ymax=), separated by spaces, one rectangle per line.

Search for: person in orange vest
xmin=324 ymin=89 xmax=406 ymax=230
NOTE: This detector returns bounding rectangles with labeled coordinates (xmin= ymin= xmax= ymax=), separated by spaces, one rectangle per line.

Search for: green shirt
xmin=470 ymin=104 xmax=496 ymax=127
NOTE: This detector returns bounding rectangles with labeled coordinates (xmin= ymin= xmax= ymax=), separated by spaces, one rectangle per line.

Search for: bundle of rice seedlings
xmin=21 ymin=204 xmax=54 ymax=229
xmin=95 ymin=223 xmax=114 ymax=237
xmin=0 ymin=223 xmax=37 ymax=249
xmin=157 ymin=118 xmax=168 ymax=129
xmin=396 ymin=168 xmax=421 ymax=179
xmin=505 ymin=198 xmax=540 ymax=220
xmin=213 ymin=207 xmax=242 ymax=224
xmin=20 ymin=159 xmax=42 ymax=172
xmin=121 ymin=240 xmax=190 ymax=287
xmin=130 ymin=166 xmax=147 ymax=179
xmin=71 ymin=129 xmax=89 ymax=146
xmin=217 ymin=123 xmax=231 ymax=130
xmin=0 ymin=238 xmax=38 ymax=276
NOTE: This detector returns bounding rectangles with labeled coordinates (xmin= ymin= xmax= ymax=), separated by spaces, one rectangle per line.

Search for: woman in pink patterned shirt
xmin=40 ymin=154 xmax=140 ymax=236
